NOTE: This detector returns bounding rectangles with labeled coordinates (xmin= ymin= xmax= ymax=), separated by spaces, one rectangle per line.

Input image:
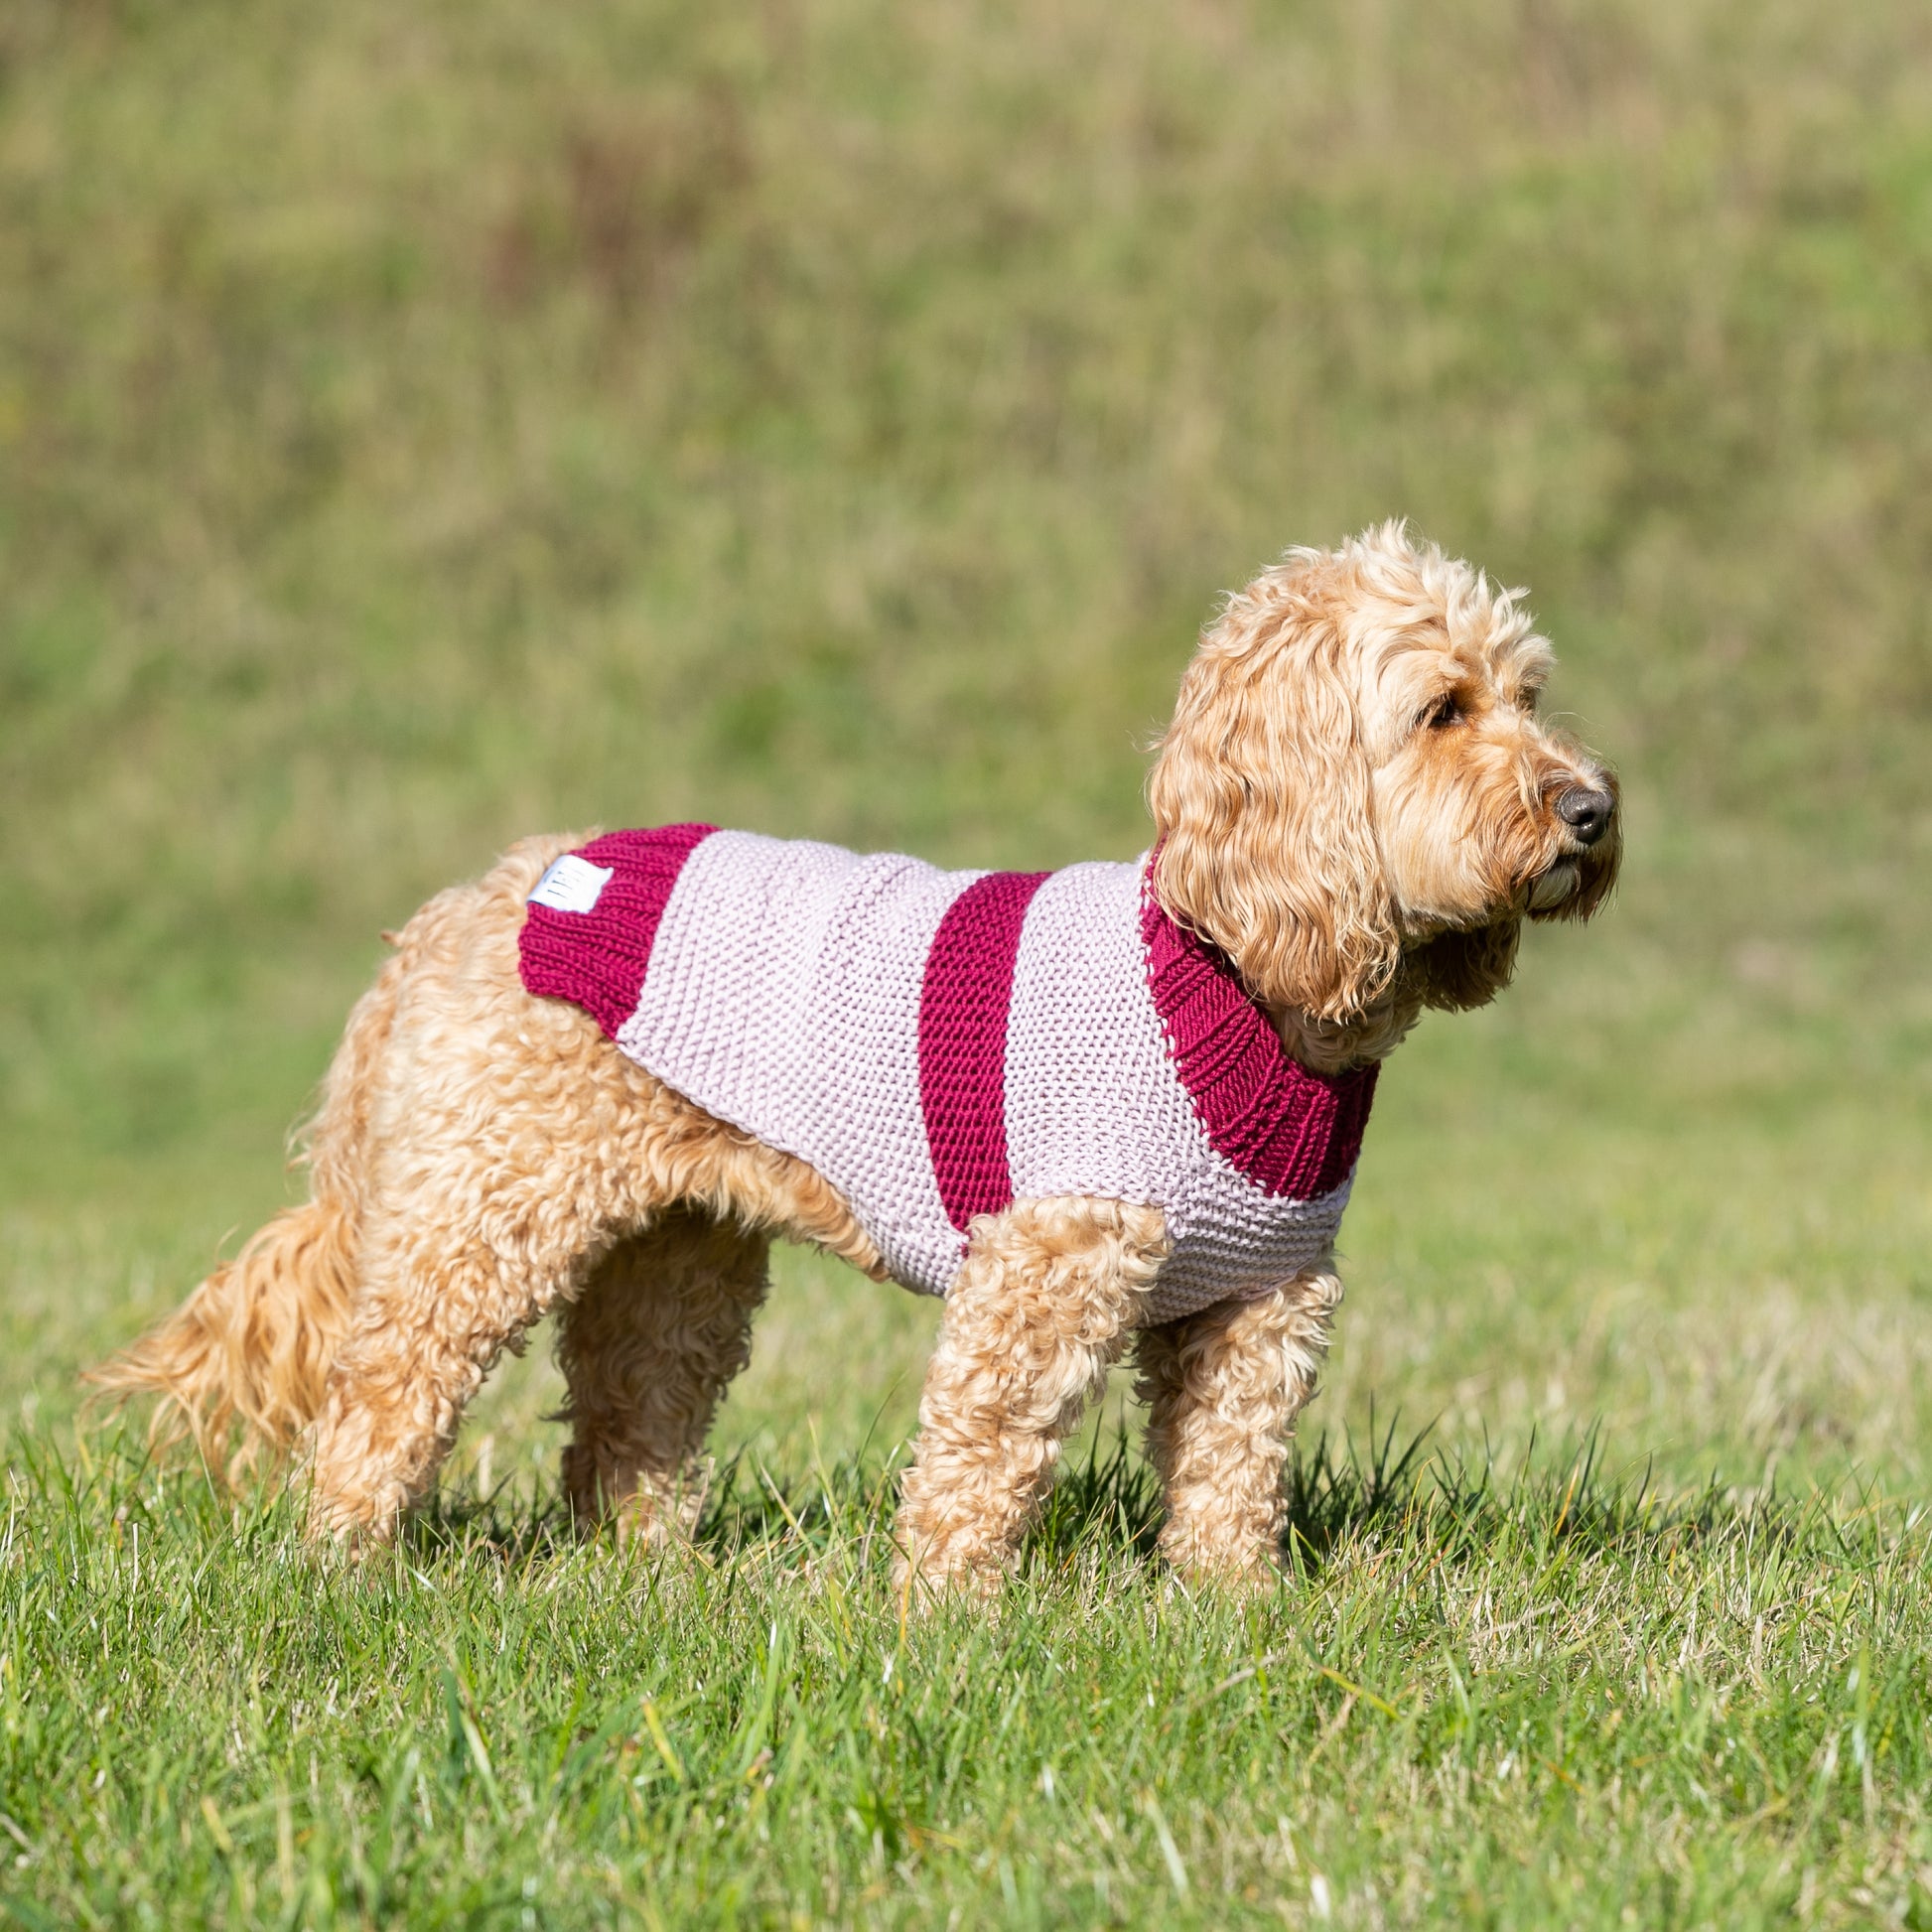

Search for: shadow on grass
xmin=1028 ymin=1408 xmax=1832 ymax=1575
xmin=17 ymin=1408 xmax=1885 ymax=1585
xmin=404 ymin=1408 xmax=1854 ymax=1581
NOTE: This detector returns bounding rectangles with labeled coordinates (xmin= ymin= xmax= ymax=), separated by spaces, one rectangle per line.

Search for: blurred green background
xmin=3 ymin=0 xmax=1928 ymax=1489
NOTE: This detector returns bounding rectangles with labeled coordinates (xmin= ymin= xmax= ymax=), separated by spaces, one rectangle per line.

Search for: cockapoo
xmin=98 ymin=523 xmax=1619 ymax=1594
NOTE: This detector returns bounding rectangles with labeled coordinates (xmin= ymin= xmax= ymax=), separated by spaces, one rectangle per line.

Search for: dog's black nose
xmin=1556 ymin=785 xmax=1615 ymax=847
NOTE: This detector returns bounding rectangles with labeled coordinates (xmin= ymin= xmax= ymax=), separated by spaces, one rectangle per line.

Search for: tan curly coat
xmin=94 ymin=523 xmax=1619 ymax=1597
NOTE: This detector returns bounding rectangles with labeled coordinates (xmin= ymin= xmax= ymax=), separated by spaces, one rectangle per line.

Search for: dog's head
xmin=1148 ymin=522 xmax=1619 ymax=1025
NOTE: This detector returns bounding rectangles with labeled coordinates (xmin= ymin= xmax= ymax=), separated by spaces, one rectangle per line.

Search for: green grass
xmin=3 ymin=0 xmax=1931 ymax=1922
xmin=13 ymin=1427 xmax=1932 ymax=1925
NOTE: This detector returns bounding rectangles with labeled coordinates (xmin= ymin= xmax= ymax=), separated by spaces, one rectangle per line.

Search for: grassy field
xmin=4 ymin=0 xmax=1931 ymax=1923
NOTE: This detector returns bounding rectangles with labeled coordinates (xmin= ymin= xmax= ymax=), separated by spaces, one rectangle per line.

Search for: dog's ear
xmin=1405 ymin=918 xmax=1521 ymax=1012
xmin=1148 ymin=573 xmax=1400 ymax=1023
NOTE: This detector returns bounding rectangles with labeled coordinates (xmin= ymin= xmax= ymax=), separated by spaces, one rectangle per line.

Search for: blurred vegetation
xmin=4 ymin=0 xmax=1930 ymax=1213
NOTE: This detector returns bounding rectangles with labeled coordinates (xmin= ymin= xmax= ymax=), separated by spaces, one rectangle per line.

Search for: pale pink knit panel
xmin=619 ymin=829 xmax=981 ymax=1295
xmin=616 ymin=831 xmax=848 ymax=1136
xmin=1151 ymin=1172 xmax=1352 ymax=1324
xmin=800 ymin=849 xmax=986 ymax=1291
xmin=1004 ymin=856 xmax=1353 ymax=1324
xmin=1003 ymin=860 xmax=1200 ymax=1211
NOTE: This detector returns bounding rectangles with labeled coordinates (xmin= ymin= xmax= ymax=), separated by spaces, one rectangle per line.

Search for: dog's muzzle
xmin=1528 ymin=862 xmax=1581 ymax=910
xmin=1556 ymin=784 xmax=1615 ymax=847
xmin=1527 ymin=785 xmax=1613 ymax=910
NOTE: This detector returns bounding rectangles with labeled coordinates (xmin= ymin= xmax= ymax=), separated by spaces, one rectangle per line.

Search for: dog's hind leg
xmin=299 ymin=839 xmax=881 ymax=1546
xmin=299 ymin=847 xmax=676 ymax=1543
xmin=1134 ymin=1268 xmax=1342 ymax=1585
xmin=893 ymin=1197 xmax=1168 ymax=1600
xmin=303 ymin=1186 xmax=596 ymax=1543
xmin=553 ymin=1206 xmax=769 ymax=1542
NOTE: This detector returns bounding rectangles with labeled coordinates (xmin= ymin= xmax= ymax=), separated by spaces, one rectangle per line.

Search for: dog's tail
xmin=88 ymin=943 xmax=407 ymax=1477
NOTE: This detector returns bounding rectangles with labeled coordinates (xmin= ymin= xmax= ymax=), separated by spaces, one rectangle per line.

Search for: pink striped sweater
xmin=517 ymin=825 xmax=1377 ymax=1325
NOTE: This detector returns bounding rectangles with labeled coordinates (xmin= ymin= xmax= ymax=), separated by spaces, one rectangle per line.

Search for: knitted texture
xmin=622 ymin=830 xmax=980 ymax=1292
xmin=998 ymin=860 xmax=1373 ymax=1321
xmin=1142 ymin=889 xmax=1378 ymax=1201
xmin=519 ymin=824 xmax=717 ymax=1036
xmin=517 ymin=826 xmax=1377 ymax=1324
xmin=918 ymin=869 xmax=1050 ymax=1232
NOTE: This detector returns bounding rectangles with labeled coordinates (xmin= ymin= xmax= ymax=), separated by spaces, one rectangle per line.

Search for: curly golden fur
xmin=92 ymin=523 xmax=1618 ymax=1595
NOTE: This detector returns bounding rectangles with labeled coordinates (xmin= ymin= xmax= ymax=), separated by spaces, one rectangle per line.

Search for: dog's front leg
xmin=1135 ymin=1269 xmax=1342 ymax=1585
xmin=893 ymin=1197 xmax=1167 ymax=1602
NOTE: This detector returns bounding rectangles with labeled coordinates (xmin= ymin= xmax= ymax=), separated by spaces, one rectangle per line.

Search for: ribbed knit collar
xmin=1140 ymin=866 xmax=1377 ymax=1199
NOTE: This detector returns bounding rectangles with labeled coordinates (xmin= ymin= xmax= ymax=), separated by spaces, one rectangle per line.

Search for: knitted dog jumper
xmin=518 ymin=825 xmax=1377 ymax=1325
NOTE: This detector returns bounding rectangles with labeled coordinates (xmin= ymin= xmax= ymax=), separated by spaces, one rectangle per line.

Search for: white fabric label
xmin=528 ymin=854 xmax=614 ymax=915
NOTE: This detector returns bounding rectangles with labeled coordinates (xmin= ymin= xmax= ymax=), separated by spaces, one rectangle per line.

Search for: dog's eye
xmin=1419 ymin=693 xmax=1460 ymax=731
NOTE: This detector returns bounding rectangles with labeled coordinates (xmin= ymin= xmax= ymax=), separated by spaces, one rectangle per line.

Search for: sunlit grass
xmin=9 ymin=1423 xmax=1932 ymax=1926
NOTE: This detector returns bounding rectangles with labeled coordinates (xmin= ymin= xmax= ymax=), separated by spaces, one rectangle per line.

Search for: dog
xmin=95 ymin=523 xmax=1618 ymax=1594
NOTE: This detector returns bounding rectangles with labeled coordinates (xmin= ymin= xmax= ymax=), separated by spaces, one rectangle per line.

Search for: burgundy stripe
xmin=918 ymin=869 xmax=1050 ymax=1234
xmin=1141 ymin=879 xmax=1377 ymax=1198
xmin=518 ymin=823 xmax=717 ymax=1038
